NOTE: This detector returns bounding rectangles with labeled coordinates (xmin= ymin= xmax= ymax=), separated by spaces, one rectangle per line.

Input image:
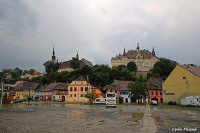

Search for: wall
xmin=163 ymin=65 xmax=200 ymax=103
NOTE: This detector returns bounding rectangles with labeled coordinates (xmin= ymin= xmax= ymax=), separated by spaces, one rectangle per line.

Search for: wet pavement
xmin=0 ymin=103 xmax=145 ymax=133
xmin=151 ymin=106 xmax=200 ymax=133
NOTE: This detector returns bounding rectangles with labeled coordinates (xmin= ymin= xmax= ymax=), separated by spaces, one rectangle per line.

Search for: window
xmin=74 ymin=87 xmax=77 ymax=91
xmin=85 ymin=87 xmax=88 ymax=91
xmin=115 ymin=90 xmax=117 ymax=93
xmin=156 ymin=91 xmax=158 ymax=95
xmin=70 ymin=94 xmax=72 ymax=97
xmin=110 ymin=90 xmax=112 ymax=92
xmin=70 ymin=87 xmax=73 ymax=91
xmin=80 ymin=95 xmax=83 ymax=97
xmin=151 ymin=91 xmax=154 ymax=95
xmin=81 ymin=87 xmax=83 ymax=91
xmin=74 ymin=94 xmax=76 ymax=97
xmin=160 ymin=92 xmax=162 ymax=95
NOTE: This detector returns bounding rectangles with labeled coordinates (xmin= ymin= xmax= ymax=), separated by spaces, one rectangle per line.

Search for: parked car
xmin=55 ymin=99 xmax=64 ymax=102
xmin=168 ymin=101 xmax=176 ymax=105
xmin=151 ymin=100 xmax=158 ymax=105
xmin=13 ymin=99 xmax=23 ymax=103
xmin=93 ymin=98 xmax=106 ymax=104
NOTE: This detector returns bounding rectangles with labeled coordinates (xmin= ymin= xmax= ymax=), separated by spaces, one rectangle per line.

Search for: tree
xmin=81 ymin=65 xmax=92 ymax=75
xmin=89 ymin=65 xmax=113 ymax=88
xmin=84 ymin=91 xmax=98 ymax=104
xmin=127 ymin=61 xmax=137 ymax=72
xmin=71 ymin=57 xmax=81 ymax=69
xmin=128 ymin=81 xmax=147 ymax=103
xmin=43 ymin=61 xmax=60 ymax=75
xmin=111 ymin=65 xmax=136 ymax=81
xmin=151 ymin=58 xmax=177 ymax=80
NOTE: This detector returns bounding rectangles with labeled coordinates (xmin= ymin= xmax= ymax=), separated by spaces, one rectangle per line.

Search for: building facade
xmin=104 ymin=80 xmax=131 ymax=103
xmin=58 ymin=53 xmax=93 ymax=73
xmin=67 ymin=76 xmax=91 ymax=103
xmin=111 ymin=43 xmax=159 ymax=73
xmin=147 ymin=78 xmax=163 ymax=103
xmin=162 ymin=65 xmax=200 ymax=104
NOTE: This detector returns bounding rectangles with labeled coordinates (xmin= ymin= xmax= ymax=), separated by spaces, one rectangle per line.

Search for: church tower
xmin=52 ymin=46 xmax=56 ymax=63
xmin=76 ymin=52 xmax=79 ymax=60
xmin=123 ymin=47 xmax=126 ymax=56
xmin=152 ymin=46 xmax=156 ymax=57
xmin=136 ymin=42 xmax=140 ymax=51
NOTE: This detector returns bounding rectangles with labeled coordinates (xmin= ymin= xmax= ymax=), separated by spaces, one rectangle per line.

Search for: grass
xmin=150 ymin=103 xmax=200 ymax=109
xmin=117 ymin=103 xmax=146 ymax=106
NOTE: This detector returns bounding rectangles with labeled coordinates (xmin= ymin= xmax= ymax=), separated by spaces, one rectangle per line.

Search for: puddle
xmin=72 ymin=117 xmax=89 ymax=122
xmin=127 ymin=123 xmax=138 ymax=127
xmin=72 ymin=110 xmax=85 ymax=115
xmin=125 ymin=113 xmax=144 ymax=122
xmin=152 ymin=113 xmax=171 ymax=126
xmin=86 ymin=123 xmax=94 ymax=125
xmin=166 ymin=108 xmax=181 ymax=113
xmin=98 ymin=120 xmax=106 ymax=122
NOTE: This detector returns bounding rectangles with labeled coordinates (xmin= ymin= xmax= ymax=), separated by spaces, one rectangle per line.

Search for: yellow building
xmin=162 ymin=65 xmax=200 ymax=104
xmin=111 ymin=43 xmax=159 ymax=73
xmin=14 ymin=89 xmax=24 ymax=100
xmin=67 ymin=76 xmax=91 ymax=103
xmin=14 ymin=82 xmax=39 ymax=100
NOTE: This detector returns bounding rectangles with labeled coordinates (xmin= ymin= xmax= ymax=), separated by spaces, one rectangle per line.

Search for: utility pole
xmin=0 ymin=73 xmax=7 ymax=106
xmin=0 ymin=80 xmax=3 ymax=106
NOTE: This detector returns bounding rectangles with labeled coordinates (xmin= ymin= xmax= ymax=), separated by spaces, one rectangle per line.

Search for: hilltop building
xmin=111 ymin=43 xmax=159 ymax=77
xmin=58 ymin=53 xmax=93 ymax=72
xmin=162 ymin=65 xmax=200 ymax=104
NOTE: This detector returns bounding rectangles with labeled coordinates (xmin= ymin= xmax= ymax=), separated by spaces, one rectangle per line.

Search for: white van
xmin=93 ymin=98 xmax=106 ymax=104
xmin=106 ymin=92 xmax=116 ymax=107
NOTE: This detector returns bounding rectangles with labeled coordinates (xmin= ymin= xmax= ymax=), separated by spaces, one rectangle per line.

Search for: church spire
xmin=76 ymin=52 xmax=79 ymax=60
xmin=123 ymin=47 xmax=126 ymax=56
xmin=53 ymin=45 xmax=55 ymax=56
xmin=52 ymin=45 xmax=56 ymax=63
xmin=136 ymin=42 xmax=140 ymax=51
xmin=152 ymin=46 xmax=156 ymax=57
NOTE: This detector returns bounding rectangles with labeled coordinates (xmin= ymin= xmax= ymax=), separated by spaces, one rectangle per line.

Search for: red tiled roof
xmin=59 ymin=61 xmax=73 ymax=69
xmin=180 ymin=65 xmax=200 ymax=77
xmin=104 ymin=80 xmax=131 ymax=91
xmin=41 ymin=83 xmax=67 ymax=92
xmin=147 ymin=78 xmax=163 ymax=90
xmin=74 ymin=76 xmax=86 ymax=81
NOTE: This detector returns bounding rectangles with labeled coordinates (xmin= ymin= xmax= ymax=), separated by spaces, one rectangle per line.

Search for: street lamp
xmin=0 ymin=73 xmax=8 ymax=106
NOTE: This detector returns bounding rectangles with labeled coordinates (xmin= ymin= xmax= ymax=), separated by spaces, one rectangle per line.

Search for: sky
xmin=0 ymin=0 xmax=200 ymax=72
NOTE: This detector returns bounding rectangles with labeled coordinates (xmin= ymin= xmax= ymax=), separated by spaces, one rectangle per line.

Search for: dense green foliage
xmin=127 ymin=61 xmax=137 ymax=72
xmin=150 ymin=58 xmax=177 ymax=80
xmin=43 ymin=61 xmax=60 ymax=75
xmin=128 ymin=81 xmax=148 ymax=103
xmin=71 ymin=57 xmax=81 ymax=69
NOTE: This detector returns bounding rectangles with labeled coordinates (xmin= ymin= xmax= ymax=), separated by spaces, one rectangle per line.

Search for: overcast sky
xmin=0 ymin=0 xmax=200 ymax=72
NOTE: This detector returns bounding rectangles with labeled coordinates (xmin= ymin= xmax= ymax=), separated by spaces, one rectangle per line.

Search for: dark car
xmin=168 ymin=101 xmax=176 ymax=105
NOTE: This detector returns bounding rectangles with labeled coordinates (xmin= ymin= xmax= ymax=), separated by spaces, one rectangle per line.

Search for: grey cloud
xmin=0 ymin=0 xmax=200 ymax=72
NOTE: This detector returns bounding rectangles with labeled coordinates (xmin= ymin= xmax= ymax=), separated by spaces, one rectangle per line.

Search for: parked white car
xmin=93 ymin=98 xmax=106 ymax=104
xmin=151 ymin=100 xmax=158 ymax=105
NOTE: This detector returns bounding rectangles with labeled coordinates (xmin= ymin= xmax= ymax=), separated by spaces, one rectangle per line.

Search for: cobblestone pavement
xmin=0 ymin=103 xmax=146 ymax=133
xmin=151 ymin=106 xmax=200 ymax=133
